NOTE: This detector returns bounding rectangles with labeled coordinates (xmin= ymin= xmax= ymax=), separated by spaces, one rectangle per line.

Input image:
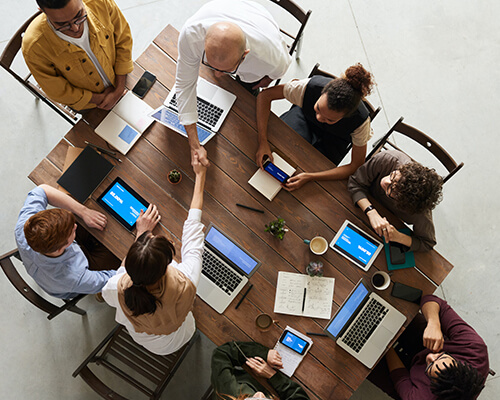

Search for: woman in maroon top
xmin=368 ymin=295 xmax=489 ymax=400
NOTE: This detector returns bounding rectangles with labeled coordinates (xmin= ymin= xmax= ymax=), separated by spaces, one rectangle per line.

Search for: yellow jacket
xmin=22 ymin=0 xmax=133 ymax=110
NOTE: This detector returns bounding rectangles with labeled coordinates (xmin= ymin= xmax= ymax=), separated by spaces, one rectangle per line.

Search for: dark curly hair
xmin=430 ymin=360 xmax=485 ymax=400
xmin=391 ymin=162 xmax=443 ymax=214
xmin=321 ymin=63 xmax=374 ymax=116
xmin=124 ymin=232 xmax=175 ymax=316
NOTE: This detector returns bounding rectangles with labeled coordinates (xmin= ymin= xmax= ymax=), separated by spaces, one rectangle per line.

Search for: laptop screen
xmin=205 ymin=226 xmax=260 ymax=275
xmin=332 ymin=222 xmax=380 ymax=268
xmin=325 ymin=280 xmax=370 ymax=338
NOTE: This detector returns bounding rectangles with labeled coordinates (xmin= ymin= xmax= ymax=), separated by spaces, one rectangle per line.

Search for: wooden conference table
xmin=29 ymin=25 xmax=453 ymax=400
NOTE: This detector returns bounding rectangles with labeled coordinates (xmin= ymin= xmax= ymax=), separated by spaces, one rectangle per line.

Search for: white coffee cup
xmin=304 ymin=236 xmax=328 ymax=255
xmin=371 ymin=271 xmax=391 ymax=290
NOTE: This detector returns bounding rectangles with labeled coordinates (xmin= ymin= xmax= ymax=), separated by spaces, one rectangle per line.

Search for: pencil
xmin=236 ymin=203 xmax=264 ymax=214
xmin=306 ymin=332 xmax=329 ymax=337
xmin=85 ymin=141 xmax=122 ymax=163
xmin=302 ymin=288 xmax=307 ymax=312
xmin=235 ymin=284 xmax=254 ymax=309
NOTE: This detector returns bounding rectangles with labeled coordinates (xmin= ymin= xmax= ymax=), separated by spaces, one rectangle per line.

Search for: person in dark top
xmin=211 ymin=341 xmax=309 ymax=400
xmin=368 ymin=295 xmax=489 ymax=400
xmin=256 ymin=63 xmax=374 ymax=190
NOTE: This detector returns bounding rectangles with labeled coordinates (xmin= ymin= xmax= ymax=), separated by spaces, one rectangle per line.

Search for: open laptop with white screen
xmin=324 ymin=279 xmax=406 ymax=368
xmin=150 ymin=77 xmax=236 ymax=146
xmin=330 ymin=220 xmax=383 ymax=271
xmin=197 ymin=224 xmax=261 ymax=314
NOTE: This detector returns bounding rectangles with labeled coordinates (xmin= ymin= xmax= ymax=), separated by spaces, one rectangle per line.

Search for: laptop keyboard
xmin=202 ymin=247 xmax=242 ymax=295
xmin=169 ymin=94 xmax=223 ymax=128
xmin=342 ymin=298 xmax=389 ymax=353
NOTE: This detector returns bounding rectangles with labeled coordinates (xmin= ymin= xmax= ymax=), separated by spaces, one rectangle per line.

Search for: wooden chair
xmin=0 ymin=11 xmax=79 ymax=125
xmin=367 ymin=117 xmax=464 ymax=184
xmin=268 ymin=0 xmax=312 ymax=59
xmin=308 ymin=63 xmax=381 ymax=121
xmin=73 ymin=325 xmax=199 ymax=399
xmin=0 ymin=249 xmax=87 ymax=320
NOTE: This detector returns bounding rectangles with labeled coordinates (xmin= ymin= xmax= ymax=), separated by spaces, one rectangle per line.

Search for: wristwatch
xmin=363 ymin=205 xmax=375 ymax=215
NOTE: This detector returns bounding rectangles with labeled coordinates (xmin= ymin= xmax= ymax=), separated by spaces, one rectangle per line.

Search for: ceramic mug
xmin=371 ymin=271 xmax=391 ymax=290
xmin=304 ymin=236 xmax=328 ymax=255
xmin=255 ymin=313 xmax=277 ymax=331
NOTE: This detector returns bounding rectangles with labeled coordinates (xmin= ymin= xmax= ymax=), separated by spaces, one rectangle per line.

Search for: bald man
xmin=176 ymin=0 xmax=292 ymax=167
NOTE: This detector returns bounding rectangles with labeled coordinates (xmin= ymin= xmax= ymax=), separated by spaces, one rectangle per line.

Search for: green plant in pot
xmin=265 ymin=218 xmax=288 ymax=240
xmin=168 ymin=169 xmax=182 ymax=184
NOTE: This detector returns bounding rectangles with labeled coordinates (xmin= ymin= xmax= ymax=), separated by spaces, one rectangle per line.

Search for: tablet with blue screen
xmin=329 ymin=220 xmax=383 ymax=271
xmin=97 ymin=177 xmax=149 ymax=231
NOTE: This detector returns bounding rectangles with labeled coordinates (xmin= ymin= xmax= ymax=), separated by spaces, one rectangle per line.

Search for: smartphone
xmin=132 ymin=71 xmax=156 ymax=99
xmin=263 ymin=159 xmax=289 ymax=183
xmin=391 ymin=282 xmax=422 ymax=304
xmin=279 ymin=330 xmax=310 ymax=355
xmin=389 ymin=241 xmax=408 ymax=265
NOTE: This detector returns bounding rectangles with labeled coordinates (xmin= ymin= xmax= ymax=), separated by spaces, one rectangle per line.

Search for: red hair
xmin=24 ymin=209 xmax=75 ymax=254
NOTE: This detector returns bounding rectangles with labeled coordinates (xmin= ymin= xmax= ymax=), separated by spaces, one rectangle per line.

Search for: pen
xmin=306 ymin=332 xmax=329 ymax=337
xmin=85 ymin=141 xmax=122 ymax=163
xmin=235 ymin=283 xmax=253 ymax=309
xmin=236 ymin=203 xmax=264 ymax=214
xmin=302 ymin=288 xmax=306 ymax=312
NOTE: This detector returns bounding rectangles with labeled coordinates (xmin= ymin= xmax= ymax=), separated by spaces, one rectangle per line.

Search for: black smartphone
xmin=279 ymin=330 xmax=310 ymax=355
xmin=389 ymin=241 xmax=408 ymax=265
xmin=132 ymin=71 xmax=156 ymax=99
xmin=391 ymin=282 xmax=422 ymax=304
xmin=262 ymin=159 xmax=289 ymax=183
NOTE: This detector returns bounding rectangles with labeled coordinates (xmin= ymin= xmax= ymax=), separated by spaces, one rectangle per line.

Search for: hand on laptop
xmin=136 ymin=204 xmax=161 ymax=237
xmin=82 ymin=208 xmax=107 ymax=231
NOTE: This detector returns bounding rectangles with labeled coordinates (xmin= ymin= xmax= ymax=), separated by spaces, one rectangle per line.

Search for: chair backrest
xmin=73 ymin=325 xmax=199 ymax=399
xmin=267 ymin=0 xmax=312 ymax=56
xmin=0 ymin=11 xmax=78 ymax=125
xmin=0 ymin=249 xmax=86 ymax=319
xmin=367 ymin=117 xmax=464 ymax=184
xmin=308 ymin=63 xmax=381 ymax=121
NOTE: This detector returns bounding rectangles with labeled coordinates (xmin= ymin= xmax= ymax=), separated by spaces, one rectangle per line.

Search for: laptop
xmin=149 ymin=77 xmax=236 ymax=146
xmin=197 ymin=224 xmax=261 ymax=314
xmin=324 ymin=279 xmax=406 ymax=368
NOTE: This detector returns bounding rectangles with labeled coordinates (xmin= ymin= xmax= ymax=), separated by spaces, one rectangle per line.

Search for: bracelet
xmin=363 ymin=205 xmax=375 ymax=215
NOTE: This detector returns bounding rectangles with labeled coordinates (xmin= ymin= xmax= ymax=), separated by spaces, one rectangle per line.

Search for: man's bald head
xmin=204 ymin=22 xmax=247 ymax=71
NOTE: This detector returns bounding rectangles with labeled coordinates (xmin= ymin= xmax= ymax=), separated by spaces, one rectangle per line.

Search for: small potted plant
xmin=306 ymin=261 xmax=324 ymax=277
xmin=167 ymin=169 xmax=182 ymax=185
xmin=265 ymin=218 xmax=288 ymax=240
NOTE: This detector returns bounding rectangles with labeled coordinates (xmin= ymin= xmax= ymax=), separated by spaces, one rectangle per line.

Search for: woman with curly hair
xmin=347 ymin=150 xmax=444 ymax=251
xmin=256 ymin=63 xmax=374 ymax=190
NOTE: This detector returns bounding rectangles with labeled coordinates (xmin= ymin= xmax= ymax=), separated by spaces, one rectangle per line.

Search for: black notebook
xmin=57 ymin=146 xmax=114 ymax=203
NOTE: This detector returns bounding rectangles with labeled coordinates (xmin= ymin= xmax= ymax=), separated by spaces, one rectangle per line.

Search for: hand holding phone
xmin=263 ymin=158 xmax=290 ymax=183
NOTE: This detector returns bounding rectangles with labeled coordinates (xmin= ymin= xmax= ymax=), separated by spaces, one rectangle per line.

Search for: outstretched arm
xmin=255 ymin=85 xmax=286 ymax=168
xmin=190 ymin=153 xmax=207 ymax=210
xmin=39 ymin=184 xmax=106 ymax=230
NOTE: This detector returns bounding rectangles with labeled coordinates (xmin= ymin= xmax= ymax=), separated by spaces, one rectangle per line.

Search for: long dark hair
xmin=321 ymin=63 xmax=374 ymax=116
xmin=124 ymin=232 xmax=175 ymax=316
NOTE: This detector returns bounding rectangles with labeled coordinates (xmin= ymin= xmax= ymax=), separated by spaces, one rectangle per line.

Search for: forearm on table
xmin=39 ymin=184 xmax=88 ymax=218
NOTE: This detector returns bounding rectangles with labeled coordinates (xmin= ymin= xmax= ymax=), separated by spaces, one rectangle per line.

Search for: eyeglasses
xmin=386 ymin=170 xmax=399 ymax=199
xmin=53 ymin=13 xmax=87 ymax=32
xmin=425 ymin=352 xmax=452 ymax=376
xmin=201 ymin=50 xmax=245 ymax=75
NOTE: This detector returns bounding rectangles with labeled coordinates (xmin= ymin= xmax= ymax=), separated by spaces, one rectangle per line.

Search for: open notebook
xmin=95 ymin=92 xmax=154 ymax=155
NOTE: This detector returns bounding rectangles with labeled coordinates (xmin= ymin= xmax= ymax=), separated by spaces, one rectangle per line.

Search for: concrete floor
xmin=0 ymin=0 xmax=498 ymax=398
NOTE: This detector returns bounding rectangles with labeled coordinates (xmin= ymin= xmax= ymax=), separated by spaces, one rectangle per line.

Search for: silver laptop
xmin=324 ymin=279 xmax=406 ymax=368
xmin=197 ymin=224 xmax=261 ymax=314
xmin=149 ymin=77 xmax=236 ymax=145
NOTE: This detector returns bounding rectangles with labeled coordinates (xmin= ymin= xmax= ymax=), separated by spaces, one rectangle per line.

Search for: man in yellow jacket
xmin=22 ymin=0 xmax=133 ymax=111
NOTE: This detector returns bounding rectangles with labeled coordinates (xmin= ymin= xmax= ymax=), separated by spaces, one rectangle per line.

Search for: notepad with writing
xmin=274 ymin=272 xmax=335 ymax=319
xmin=95 ymin=91 xmax=154 ymax=155
xmin=248 ymin=152 xmax=296 ymax=201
